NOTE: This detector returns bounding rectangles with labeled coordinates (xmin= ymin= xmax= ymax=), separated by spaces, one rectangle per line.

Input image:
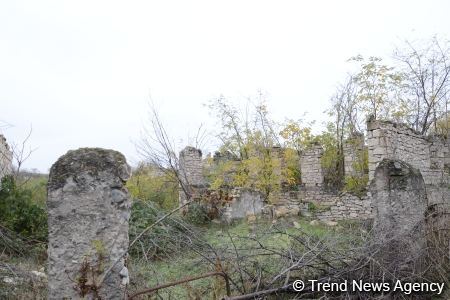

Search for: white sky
xmin=1 ymin=0 xmax=449 ymax=173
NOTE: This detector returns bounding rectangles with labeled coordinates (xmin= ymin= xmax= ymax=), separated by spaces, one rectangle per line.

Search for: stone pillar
xmin=47 ymin=148 xmax=131 ymax=299
xmin=343 ymin=132 xmax=366 ymax=177
xmin=0 ymin=134 xmax=13 ymax=181
xmin=300 ymin=144 xmax=324 ymax=188
xmin=369 ymin=159 xmax=428 ymax=273
xmin=179 ymin=146 xmax=206 ymax=205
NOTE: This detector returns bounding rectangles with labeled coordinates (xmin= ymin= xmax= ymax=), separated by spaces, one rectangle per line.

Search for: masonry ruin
xmin=47 ymin=148 xmax=131 ymax=299
xmin=370 ymin=159 xmax=428 ymax=272
xmin=0 ymin=134 xmax=13 ymax=181
xmin=179 ymin=118 xmax=450 ymax=224
xmin=179 ymin=146 xmax=208 ymax=206
xmin=299 ymin=143 xmax=324 ymax=188
xmin=367 ymin=118 xmax=450 ymax=206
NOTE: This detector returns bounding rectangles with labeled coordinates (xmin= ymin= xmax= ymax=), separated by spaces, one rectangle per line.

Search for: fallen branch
xmin=128 ymin=271 xmax=231 ymax=299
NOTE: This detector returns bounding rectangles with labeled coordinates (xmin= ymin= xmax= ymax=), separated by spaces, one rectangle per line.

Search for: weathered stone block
xmin=47 ymin=148 xmax=131 ymax=299
xmin=370 ymin=159 xmax=428 ymax=274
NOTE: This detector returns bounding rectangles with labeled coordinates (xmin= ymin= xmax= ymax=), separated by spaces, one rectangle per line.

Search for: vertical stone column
xmin=300 ymin=144 xmax=324 ymax=188
xmin=0 ymin=134 xmax=13 ymax=181
xmin=179 ymin=146 xmax=206 ymax=205
xmin=369 ymin=159 xmax=428 ymax=273
xmin=47 ymin=148 xmax=131 ymax=299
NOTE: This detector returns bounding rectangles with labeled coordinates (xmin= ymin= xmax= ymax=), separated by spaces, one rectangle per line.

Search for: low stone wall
xmin=267 ymin=188 xmax=373 ymax=221
xmin=314 ymin=193 xmax=373 ymax=221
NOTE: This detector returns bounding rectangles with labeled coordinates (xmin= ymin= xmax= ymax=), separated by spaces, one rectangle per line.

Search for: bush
xmin=183 ymin=202 xmax=211 ymax=225
xmin=344 ymin=175 xmax=369 ymax=197
xmin=0 ymin=176 xmax=47 ymax=241
xmin=126 ymin=165 xmax=178 ymax=210
xmin=129 ymin=199 xmax=197 ymax=259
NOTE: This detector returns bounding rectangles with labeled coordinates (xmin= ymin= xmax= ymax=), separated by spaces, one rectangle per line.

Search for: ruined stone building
xmin=179 ymin=118 xmax=450 ymax=224
xmin=367 ymin=119 xmax=450 ymax=206
xmin=0 ymin=134 xmax=13 ymax=181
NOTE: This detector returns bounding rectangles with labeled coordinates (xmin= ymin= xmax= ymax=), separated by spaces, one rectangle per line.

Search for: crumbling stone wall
xmin=261 ymin=189 xmax=373 ymax=221
xmin=314 ymin=193 xmax=373 ymax=221
xmin=0 ymin=134 xmax=13 ymax=180
xmin=179 ymin=146 xmax=208 ymax=205
xmin=221 ymin=188 xmax=264 ymax=223
xmin=180 ymin=143 xmax=375 ymax=222
xmin=367 ymin=119 xmax=450 ymax=205
xmin=369 ymin=159 xmax=429 ymax=274
xmin=300 ymin=144 xmax=324 ymax=188
xmin=47 ymin=148 xmax=131 ymax=299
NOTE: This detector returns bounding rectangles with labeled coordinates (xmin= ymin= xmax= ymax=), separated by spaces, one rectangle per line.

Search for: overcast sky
xmin=1 ymin=0 xmax=449 ymax=173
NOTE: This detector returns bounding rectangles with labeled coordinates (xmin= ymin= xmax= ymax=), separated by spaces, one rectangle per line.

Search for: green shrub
xmin=126 ymin=165 xmax=178 ymax=210
xmin=129 ymin=199 xmax=196 ymax=259
xmin=183 ymin=202 xmax=210 ymax=225
xmin=344 ymin=175 xmax=369 ymax=197
xmin=0 ymin=176 xmax=47 ymax=241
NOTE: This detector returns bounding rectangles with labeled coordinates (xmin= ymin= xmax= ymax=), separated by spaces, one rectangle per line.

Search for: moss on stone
xmin=48 ymin=148 xmax=128 ymax=191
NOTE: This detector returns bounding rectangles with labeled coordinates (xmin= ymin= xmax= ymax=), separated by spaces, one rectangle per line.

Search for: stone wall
xmin=47 ymin=148 xmax=131 ymax=299
xmin=0 ymin=134 xmax=13 ymax=180
xmin=314 ymin=193 xmax=373 ymax=221
xmin=264 ymin=189 xmax=373 ymax=221
xmin=179 ymin=146 xmax=206 ymax=187
xmin=367 ymin=119 xmax=450 ymax=205
xmin=179 ymin=146 xmax=208 ymax=205
xmin=300 ymin=144 xmax=324 ymax=187
xmin=221 ymin=188 xmax=264 ymax=223
xmin=370 ymin=159 xmax=429 ymax=274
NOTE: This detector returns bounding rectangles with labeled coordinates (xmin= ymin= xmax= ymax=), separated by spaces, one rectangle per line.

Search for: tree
xmin=350 ymin=56 xmax=403 ymax=121
xmin=279 ymin=119 xmax=314 ymax=153
xmin=207 ymin=96 xmax=298 ymax=201
xmin=394 ymin=37 xmax=450 ymax=134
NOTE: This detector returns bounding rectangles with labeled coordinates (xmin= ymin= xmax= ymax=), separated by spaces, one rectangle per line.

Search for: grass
xmin=0 ymin=174 xmax=370 ymax=299
xmin=0 ymin=216 xmax=368 ymax=299
xmin=0 ymin=252 xmax=47 ymax=300
xmin=128 ymin=217 xmax=368 ymax=299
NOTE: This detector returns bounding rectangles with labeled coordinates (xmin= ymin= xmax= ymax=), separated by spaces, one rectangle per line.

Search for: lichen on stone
xmin=48 ymin=148 xmax=130 ymax=191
